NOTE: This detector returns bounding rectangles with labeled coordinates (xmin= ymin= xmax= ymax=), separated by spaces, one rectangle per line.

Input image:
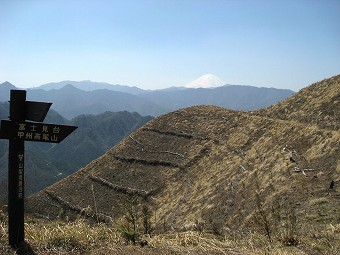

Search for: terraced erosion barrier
xmin=89 ymin=175 xmax=157 ymax=198
xmin=44 ymin=190 xmax=113 ymax=223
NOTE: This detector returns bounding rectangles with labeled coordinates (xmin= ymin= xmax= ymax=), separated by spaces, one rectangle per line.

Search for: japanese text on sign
xmin=18 ymin=153 xmax=24 ymax=199
xmin=16 ymin=123 xmax=60 ymax=142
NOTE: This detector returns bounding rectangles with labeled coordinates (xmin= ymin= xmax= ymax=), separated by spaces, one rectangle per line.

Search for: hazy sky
xmin=1 ymin=0 xmax=339 ymax=91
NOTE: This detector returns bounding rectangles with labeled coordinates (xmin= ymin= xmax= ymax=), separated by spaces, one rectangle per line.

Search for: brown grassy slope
xmin=256 ymin=74 xmax=340 ymax=130
xmin=27 ymin=76 xmax=339 ymax=252
xmin=28 ymin=112 xmax=339 ymax=221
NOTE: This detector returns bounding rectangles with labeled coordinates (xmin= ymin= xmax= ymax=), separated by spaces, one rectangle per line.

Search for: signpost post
xmin=0 ymin=90 xmax=77 ymax=248
xmin=8 ymin=90 xmax=26 ymax=247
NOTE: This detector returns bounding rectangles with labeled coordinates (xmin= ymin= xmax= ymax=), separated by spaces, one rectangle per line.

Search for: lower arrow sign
xmin=0 ymin=120 xmax=77 ymax=143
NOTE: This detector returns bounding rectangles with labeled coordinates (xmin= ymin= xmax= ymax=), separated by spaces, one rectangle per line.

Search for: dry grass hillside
xmin=256 ymin=74 xmax=340 ymax=130
xmin=23 ymin=75 xmax=340 ymax=254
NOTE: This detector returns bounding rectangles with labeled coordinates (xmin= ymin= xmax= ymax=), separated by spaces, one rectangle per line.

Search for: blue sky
xmin=0 ymin=0 xmax=339 ymax=91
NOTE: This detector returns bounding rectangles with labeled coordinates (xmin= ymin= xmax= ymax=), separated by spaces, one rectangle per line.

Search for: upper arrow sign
xmin=0 ymin=120 xmax=77 ymax=143
xmin=25 ymin=101 xmax=52 ymax=122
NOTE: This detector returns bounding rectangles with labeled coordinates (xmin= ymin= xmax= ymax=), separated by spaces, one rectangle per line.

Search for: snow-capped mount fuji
xmin=185 ymin=74 xmax=224 ymax=88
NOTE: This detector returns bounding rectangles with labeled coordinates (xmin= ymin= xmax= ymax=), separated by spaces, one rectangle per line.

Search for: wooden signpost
xmin=0 ymin=90 xmax=77 ymax=247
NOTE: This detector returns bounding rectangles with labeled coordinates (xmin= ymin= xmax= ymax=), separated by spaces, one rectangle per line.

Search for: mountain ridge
xmin=0 ymin=81 xmax=294 ymax=119
xmin=31 ymin=80 xmax=146 ymax=95
xmin=141 ymin=85 xmax=294 ymax=111
xmin=25 ymin=85 xmax=166 ymax=118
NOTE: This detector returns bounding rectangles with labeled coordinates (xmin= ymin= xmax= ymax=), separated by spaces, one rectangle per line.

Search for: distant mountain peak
xmin=0 ymin=82 xmax=17 ymax=101
xmin=0 ymin=81 xmax=16 ymax=89
xmin=59 ymin=84 xmax=81 ymax=91
xmin=185 ymin=74 xmax=224 ymax=88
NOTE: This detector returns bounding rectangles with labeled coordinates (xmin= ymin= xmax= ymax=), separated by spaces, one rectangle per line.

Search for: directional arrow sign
xmin=0 ymin=120 xmax=77 ymax=143
xmin=25 ymin=101 xmax=52 ymax=122
xmin=2 ymin=90 xmax=78 ymax=248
